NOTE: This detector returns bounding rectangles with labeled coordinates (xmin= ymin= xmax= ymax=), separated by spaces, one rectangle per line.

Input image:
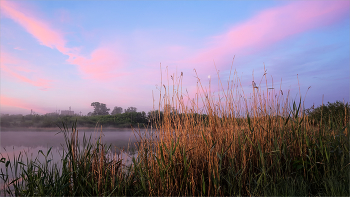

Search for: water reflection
xmin=2 ymin=128 xmax=144 ymax=148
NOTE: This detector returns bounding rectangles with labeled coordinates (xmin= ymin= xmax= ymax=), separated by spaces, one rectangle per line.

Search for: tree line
xmin=1 ymin=102 xmax=151 ymax=128
xmin=0 ymin=111 xmax=150 ymax=128
xmin=0 ymin=102 xmax=179 ymax=128
xmin=88 ymin=102 xmax=138 ymax=116
xmin=1 ymin=101 xmax=347 ymax=129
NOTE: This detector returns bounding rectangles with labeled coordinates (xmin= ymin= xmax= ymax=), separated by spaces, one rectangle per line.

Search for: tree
xmin=91 ymin=102 xmax=110 ymax=115
xmin=111 ymin=106 xmax=123 ymax=115
xmin=305 ymin=101 xmax=349 ymax=126
xmin=125 ymin=107 xmax=137 ymax=113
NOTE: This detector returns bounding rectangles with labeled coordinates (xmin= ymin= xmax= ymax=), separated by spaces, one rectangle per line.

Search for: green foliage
xmin=1 ymin=109 xmax=210 ymax=129
xmin=0 ymin=112 xmax=150 ymax=128
xmin=124 ymin=106 xmax=137 ymax=113
xmin=90 ymin=102 xmax=110 ymax=116
xmin=305 ymin=101 xmax=349 ymax=126
xmin=111 ymin=106 xmax=123 ymax=115
xmin=147 ymin=110 xmax=163 ymax=125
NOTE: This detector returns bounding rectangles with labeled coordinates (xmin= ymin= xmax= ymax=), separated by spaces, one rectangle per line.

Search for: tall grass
xmin=1 ymin=122 xmax=136 ymax=196
xmin=1 ymin=66 xmax=349 ymax=196
xmin=134 ymin=66 xmax=349 ymax=196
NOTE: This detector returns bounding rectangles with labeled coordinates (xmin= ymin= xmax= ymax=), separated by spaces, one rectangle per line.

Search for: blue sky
xmin=1 ymin=0 xmax=349 ymax=115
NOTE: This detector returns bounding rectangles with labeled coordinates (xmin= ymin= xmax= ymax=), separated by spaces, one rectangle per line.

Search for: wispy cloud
xmin=0 ymin=95 xmax=47 ymax=114
xmin=0 ymin=52 xmax=52 ymax=90
xmin=0 ymin=0 xmax=126 ymax=81
xmin=0 ymin=51 xmax=25 ymax=66
xmin=1 ymin=1 xmax=69 ymax=53
xmin=67 ymin=47 xmax=127 ymax=80
xmin=1 ymin=65 xmax=52 ymax=90
xmin=14 ymin=47 xmax=25 ymax=51
xmin=188 ymin=1 xmax=350 ymax=72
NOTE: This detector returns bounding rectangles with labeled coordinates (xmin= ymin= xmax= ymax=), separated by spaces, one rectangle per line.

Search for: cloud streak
xmin=0 ymin=1 xmax=69 ymax=53
xmin=1 ymin=0 xmax=126 ymax=80
xmin=0 ymin=52 xmax=52 ymax=90
xmin=188 ymin=1 xmax=350 ymax=70
xmin=1 ymin=65 xmax=52 ymax=90
xmin=0 ymin=95 xmax=47 ymax=114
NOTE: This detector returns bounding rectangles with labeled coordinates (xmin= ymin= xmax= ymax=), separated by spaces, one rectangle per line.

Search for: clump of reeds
xmin=0 ymin=122 xmax=137 ymax=196
xmin=134 ymin=65 xmax=349 ymax=196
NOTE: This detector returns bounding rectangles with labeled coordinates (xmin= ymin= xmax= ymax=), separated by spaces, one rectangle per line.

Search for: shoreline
xmin=0 ymin=126 xmax=146 ymax=132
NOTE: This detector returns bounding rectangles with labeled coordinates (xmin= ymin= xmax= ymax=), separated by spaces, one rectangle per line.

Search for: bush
xmin=305 ymin=101 xmax=349 ymax=127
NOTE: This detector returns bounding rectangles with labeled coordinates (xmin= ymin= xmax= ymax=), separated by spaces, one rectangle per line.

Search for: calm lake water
xmin=0 ymin=127 xmax=152 ymax=190
xmin=0 ymin=127 xmax=149 ymax=163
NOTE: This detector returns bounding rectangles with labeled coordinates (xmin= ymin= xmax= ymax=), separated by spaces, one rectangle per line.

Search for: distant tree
xmin=125 ymin=107 xmax=137 ymax=113
xmin=305 ymin=101 xmax=349 ymax=126
xmin=91 ymin=102 xmax=110 ymax=115
xmin=111 ymin=106 xmax=123 ymax=115
xmin=21 ymin=116 xmax=25 ymax=125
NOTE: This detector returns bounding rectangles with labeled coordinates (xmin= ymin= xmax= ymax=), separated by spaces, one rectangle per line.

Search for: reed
xmin=0 ymin=121 xmax=138 ymax=196
xmin=133 ymin=65 xmax=349 ymax=196
xmin=1 ymin=65 xmax=349 ymax=196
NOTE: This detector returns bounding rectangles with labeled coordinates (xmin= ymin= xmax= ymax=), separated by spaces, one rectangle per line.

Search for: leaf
xmin=284 ymin=114 xmax=291 ymax=126
xmin=247 ymin=113 xmax=254 ymax=132
xmin=47 ymin=147 xmax=52 ymax=156
xmin=296 ymin=165 xmax=303 ymax=171
xmin=245 ymin=134 xmax=256 ymax=150
xmin=39 ymin=150 xmax=45 ymax=157
xmin=202 ymin=173 xmax=206 ymax=195
xmin=172 ymin=137 xmax=180 ymax=155
xmin=202 ymin=130 xmax=209 ymax=147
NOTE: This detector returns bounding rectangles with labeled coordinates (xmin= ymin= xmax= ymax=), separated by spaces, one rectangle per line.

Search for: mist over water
xmin=0 ymin=128 xmax=148 ymax=187
xmin=1 ymin=128 xmax=144 ymax=149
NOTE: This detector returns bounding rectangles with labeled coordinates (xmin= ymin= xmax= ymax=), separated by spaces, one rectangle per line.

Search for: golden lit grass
xmin=133 ymin=65 xmax=349 ymax=196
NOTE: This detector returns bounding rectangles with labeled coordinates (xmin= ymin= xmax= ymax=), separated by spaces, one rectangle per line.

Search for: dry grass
xmin=133 ymin=65 xmax=349 ymax=196
xmin=1 ymin=65 xmax=349 ymax=196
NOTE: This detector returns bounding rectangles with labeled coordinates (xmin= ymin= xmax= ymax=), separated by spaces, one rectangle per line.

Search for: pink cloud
xmin=0 ymin=51 xmax=25 ymax=66
xmin=1 ymin=65 xmax=52 ymax=90
xmin=0 ymin=1 xmax=70 ymax=53
xmin=0 ymin=52 xmax=52 ymax=90
xmin=1 ymin=1 xmax=125 ymax=80
xmin=0 ymin=52 xmax=33 ymax=73
xmin=67 ymin=47 xmax=127 ymax=80
xmin=14 ymin=47 xmax=25 ymax=51
xmin=189 ymin=1 xmax=350 ymax=68
xmin=0 ymin=95 xmax=47 ymax=114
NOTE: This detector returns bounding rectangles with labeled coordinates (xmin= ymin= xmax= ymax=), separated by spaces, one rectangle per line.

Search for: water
xmin=0 ymin=127 xmax=149 ymax=191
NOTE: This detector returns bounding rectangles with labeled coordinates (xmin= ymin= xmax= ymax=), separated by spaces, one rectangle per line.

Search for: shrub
xmin=305 ymin=101 xmax=349 ymax=127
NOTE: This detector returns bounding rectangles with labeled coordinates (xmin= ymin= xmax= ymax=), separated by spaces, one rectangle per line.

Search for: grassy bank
xmin=1 ymin=68 xmax=349 ymax=196
xmin=0 ymin=111 xmax=149 ymax=128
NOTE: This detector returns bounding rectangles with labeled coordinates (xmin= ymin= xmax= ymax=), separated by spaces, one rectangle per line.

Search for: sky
xmin=0 ymin=0 xmax=349 ymax=115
